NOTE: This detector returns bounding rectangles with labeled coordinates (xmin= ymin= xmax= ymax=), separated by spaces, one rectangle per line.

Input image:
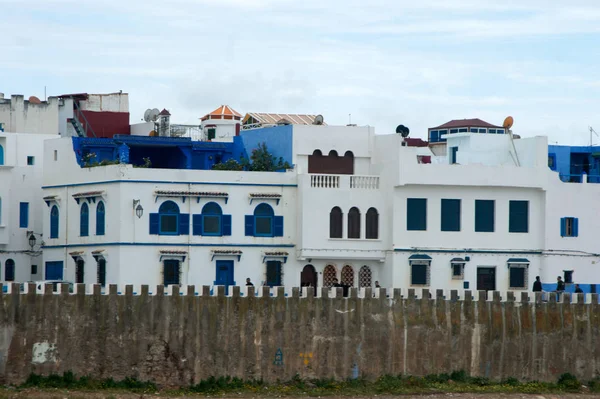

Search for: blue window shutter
xmin=273 ymin=216 xmax=284 ymax=237
xmin=149 ymin=213 xmax=159 ymax=235
xmin=573 ymin=218 xmax=579 ymax=237
xmin=407 ymin=198 xmax=427 ymax=231
xmin=245 ymin=215 xmax=254 ymax=236
xmin=19 ymin=202 xmax=29 ymax=228
xmin=179 ymin=213 xmax=190 ymax=235
xmin=222 ymin=214 xmax=232 ymax=236
xmin=192 ymin=214 xmax=203 ymax=235
xmin=560 ymin=217 xmax=566 ymax=237
xmin=441 ymin=199 xmax=461 ymax=232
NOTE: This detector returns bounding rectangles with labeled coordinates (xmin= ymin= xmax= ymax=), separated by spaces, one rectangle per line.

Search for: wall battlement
xmin=0 ymin=283 xmax=598 ymax=386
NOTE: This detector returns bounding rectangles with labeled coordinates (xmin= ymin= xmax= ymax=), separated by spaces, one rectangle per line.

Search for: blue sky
xmin=2 ymin=0 xmax=600 ymax=143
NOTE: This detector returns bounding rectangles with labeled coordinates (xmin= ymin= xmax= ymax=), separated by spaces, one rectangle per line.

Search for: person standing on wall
xmin=246 ymin=278 xmax=254 ymax=287
xmin=532 ymin=276 xmax=542 ymax=292
xmin=575 ymin=284 xmax=584 ymax=293
xmin=556 ymin=276 xmax=565 ymax=299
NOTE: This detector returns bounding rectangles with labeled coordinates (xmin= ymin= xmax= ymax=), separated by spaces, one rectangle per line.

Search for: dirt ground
xmin=0 ymin=391 xmax=598 ymax=399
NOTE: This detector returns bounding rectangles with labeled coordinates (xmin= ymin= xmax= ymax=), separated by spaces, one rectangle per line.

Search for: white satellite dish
xmin=150 ymin=108 xmax=160 ymax=122
xmin=143 ymin=109 xmax=152 ymax=122
xmin=313 ymin=115 xmax=324 ymax=125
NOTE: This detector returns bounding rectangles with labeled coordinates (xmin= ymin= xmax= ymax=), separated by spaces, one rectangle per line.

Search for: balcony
xmin=309 ymin=174 xmax=380 ymax=189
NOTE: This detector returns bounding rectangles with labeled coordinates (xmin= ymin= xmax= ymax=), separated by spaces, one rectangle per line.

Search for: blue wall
xmin=548 ymin=145 xmax=600 ymax=183
xmin=240 ymin=125 xmax=293 ymax=167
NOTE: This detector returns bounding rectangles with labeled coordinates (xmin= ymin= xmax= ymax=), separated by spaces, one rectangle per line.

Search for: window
xmin=96 ymin=201 xmax=105 ymax=236
xmin=475 ymin=200 xmax=494 ymax=232
xmin=410 ymin=261 xmax=429 ymax=286
xmin=4 ymin=259 xmax=15 ymax=281
xmin=80 ymin=202 xmax=89 ymax=237
xmin=53 ymin=150 xmax=58 ymax=161
xmin=323 ymin=265 xmax=337 ymax=287
xmin=266 ymin=261 xmax=282 ymax=287
xmin=150 ymin=201 xmax=189 ymax=236
xmin=0 ymin=197 xmax=2 ymax=225
xmin=329 ymin=207 xmax=343 ymax=238
xmin=245 ymin=203 xmax=283 ymax=237
xmin=359 ymin=266 xmax=372 ymax=288
xmin=451 ymin=259 xmax=465 ymax=280
xmin=496 ymin=129 xmax=505 ymax=134
xmin=0 ymin=144 xmax=4 ymax=165
xmin=508 ymin=264 xmax=528 ymax=289
xmin=429 ymin=130 xmax=439 ymax=142
xmin=27 ymin=156 xmax=35 ymax=165
xmin=450 ymin=129 xmax=459 ymax=134
xmin=407 ymin=198 xmax=427 ymax=231
xmin=560 ymin=217 xmax=578 ymax=237
xmin=548 ymin=154 xmax=556 ymax=170
xmin=19 ymin=202 xmax=29 ymax=228
xmin=163 ymin=260 xmax=180 ymax=286
xmin=509 ymin=200 xmax=529 ymax=233
xmin=97 ymin=258 xmax=106 ymax=287
xmin=489 ymin=129 xmax=496 ymax=133
xmin=75 ymin=259 xmax=84 ymax=284
xmin=458 ymin=128 xmax=468 ymax=133
xmin=441 ymin=199 xmax=461 ymax=232
xmin=207 ymin=128 xmax=216 ymax=140
xmin=50 ymin=205 xmax=59 ymax=238
xmin=341 ymin=265 xmax=354 ymax=286
xmin=347 ymin=207 xmax=361 ymax=239
xmin=450 ymin=147 xmax=458 ymax=164
xmin=564 ymin=270 xmax=573 ymax=284
xmin=31 ymin=265 xmax=38 ymax=274
xmin=193 ymin=202 xmax=231 ymax=236
xmin=366 ymin=208 xmax=379 ymax=239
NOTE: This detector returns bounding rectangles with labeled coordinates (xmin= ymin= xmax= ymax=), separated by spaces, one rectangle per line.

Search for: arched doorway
xmin=301 ymin=265 xmax=317 ymax=295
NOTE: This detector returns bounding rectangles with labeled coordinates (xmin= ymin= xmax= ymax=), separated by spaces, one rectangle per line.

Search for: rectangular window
xmin=27 ymin=156 xmax=35 ymax=165
xmin=255 ymin=216 xmax=273 ymax=236
xmin=203 ymin=215 xmax=221 ymax=235
xmin=458 ymin=128 xmax=468 ymax=132
xmin=496 ymin=129 xmax=504 ymax=134
xmin=160 ymin=214 xmax=178 ymax=234
xmin=97 ymin=259 xmax=106 ymax=287
xmin=475 ymin=200 xmax=494 ymax=232
xmin=508 ymin=265 xmax=527 ymax=289
xmin=19 ymin=202 xmax=29 ymax=228
xmin=450 ymin=147 xmax=458 ymax=164
xmin=489 ymin=129 xmax=496 ymax=133
xmin=407 ymin=198 xmax=427 ymax=231
xmin=266 ymin=261 xmax=282 ymax=287
xmin=163 ymin=260 xmax=180 ymax=286
xmin=207 ymin=128 xmax=216 ymax=140
xmin=31 ymin=265 xmax=38 ymax=274
xmin=410 ymin=262 xmax=429 ymax=286
xmin=564 ymin=270 xmax=573 ymax=284
xmin=429 ymin=130 xmax=439 ymax=142
xmin=441 ymin=199 xmax=461 ymax=232
xmin=54 ymin=150 xmax=58 ymax=161
xmin=450 ymin=128 xmax=459 ymax=134
xmin=451 ymin=263 xmax=464 ymax=280
xmin=509 ymin=200 xmax=529 ymax=233
xmin=560 ymin=217 xmax=578 ymax=237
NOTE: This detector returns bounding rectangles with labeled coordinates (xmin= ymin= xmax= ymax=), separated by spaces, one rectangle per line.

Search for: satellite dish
xmin=150 ymin=108 xmax=160 ymax=122
xmin=149 ymin=130 xmax=158 ymax=137
xmin=313 ymin=115 xmax=324 ymax=125
xmin=143 ymin=109 xmax=152 ymax=122
xmin=503 ymin=116 xmax=514 ymax=130
xmin=28 ymin=96 xmax=41 ymax=104
xmin=396 ymin=124 xmax=410 ymax=138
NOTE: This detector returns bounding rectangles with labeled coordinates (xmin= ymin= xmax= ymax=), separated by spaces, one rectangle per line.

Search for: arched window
xmin=312 ymin=149 xmax=323 ymax=156
xmin=328 ymin=150 xmax=338 ymax=157
xmin=50 ymin=205 xmax=59 ymax=238
xmin=366 ymin=207 xmax=379 ymax=239
xmin=341 ymin=265 xmax=354 ymax=286
xmin=201 ymin=202 xmax=222 ymax=236
xmin=159 ymin=200 xmax=180 ymax=235
xmin=97 ymin=258 xmax=106 ymax=287
xmin=254 ymin=203 xmax=274 ymax=236
xmin=96 ymin=201 xmax=105 ymax=236
xmin=4 ymin=259 xmax=15 ymax=281
xmin=329 ymin=207 xmax=343 ymax=238
xmin=0 ymin=144 xmax=4 ymax=165
xmin=348 ymin=207 xmax=361 ymax=239
xmin=359 ymin=266 xmax=372 ymax=288
xmin=75 ymin=258 xmax=84 ymax=284
xmin=80 ymin=203 xmax=89 ymax=237
xmin=344 ymin=151 xmax=354 ymax=158
xmin=323 ymin=265 xmax=337 ymax=287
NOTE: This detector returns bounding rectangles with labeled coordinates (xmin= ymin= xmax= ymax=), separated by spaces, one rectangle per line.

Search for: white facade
xmin=0 ymin=95 xmax=60 ymax=135
xmin=35 ymin=125 xmax=600 ymax=294
xmin=0 ymin=132 xmax=59 ymax=283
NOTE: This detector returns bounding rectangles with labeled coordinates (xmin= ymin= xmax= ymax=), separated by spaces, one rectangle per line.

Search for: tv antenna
xmin=589 ymin=126 xmax=599 ymax=147
xmin=503 ymin=116 xmax=520 ymax=167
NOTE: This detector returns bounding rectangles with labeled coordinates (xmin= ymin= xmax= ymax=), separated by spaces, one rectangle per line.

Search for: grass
xmin=7 ymin=371 xmax=600 ymax=396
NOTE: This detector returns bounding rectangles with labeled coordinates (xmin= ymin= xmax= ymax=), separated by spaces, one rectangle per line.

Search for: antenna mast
xmin=590 ymin=126 xmax=600 ymax=147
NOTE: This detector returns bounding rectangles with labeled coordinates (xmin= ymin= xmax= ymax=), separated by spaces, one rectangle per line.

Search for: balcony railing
xmin=310 ymin=174 xmax=379 ymax=189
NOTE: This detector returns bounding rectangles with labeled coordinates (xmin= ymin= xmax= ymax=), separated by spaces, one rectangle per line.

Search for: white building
xmin=37 ymin=117 xmax=600 ymax=294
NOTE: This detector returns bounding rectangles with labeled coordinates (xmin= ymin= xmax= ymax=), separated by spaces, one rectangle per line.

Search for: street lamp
xmin=28 ymin=234 xmax=36 ymax=249
xmin=135 ymin=204 xmax=144 ymax=219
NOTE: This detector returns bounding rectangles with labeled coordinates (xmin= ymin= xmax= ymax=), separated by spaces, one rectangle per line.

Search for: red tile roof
xmin=201 ymin=105 xmax=242 ymax=121
xmin=430 ymin=118 xmax=502 ymax=130
xmin=249 ymin=193 xmax=282 ymax=198
xmin=243 ymin=112 xmax=325 ymax=126
xmin=72 ymin=191 xmax=104 ymax=198
xmin=159 ymin=109 xmax=171 ymax=116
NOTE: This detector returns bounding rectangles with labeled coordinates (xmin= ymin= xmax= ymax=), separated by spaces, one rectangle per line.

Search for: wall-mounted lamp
xmin=133 ymin=200 xmax=144 ymax=219
xmin=26 ymin=231 xmax=43 ymax=249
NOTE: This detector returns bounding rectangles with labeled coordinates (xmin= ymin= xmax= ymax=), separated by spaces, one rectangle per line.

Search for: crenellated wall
xmin=0 ymin=284 xmax=599 ymax=386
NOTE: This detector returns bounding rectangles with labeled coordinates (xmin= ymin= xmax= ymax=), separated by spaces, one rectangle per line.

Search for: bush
xmin=450 ymin=370 xmax=469 ymax=383
xmin=557 ymin=373 xmax=580 ymax=391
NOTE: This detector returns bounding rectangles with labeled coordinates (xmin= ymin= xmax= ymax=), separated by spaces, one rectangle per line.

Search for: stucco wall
xmin=0 ymin=285 xmax=598 ymax=386
xmin=0 ymin=96 xmax=60 ymax=135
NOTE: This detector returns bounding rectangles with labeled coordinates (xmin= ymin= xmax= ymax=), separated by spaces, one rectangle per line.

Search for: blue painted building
xmin=548 ymin=144 xmax=600 ymax=183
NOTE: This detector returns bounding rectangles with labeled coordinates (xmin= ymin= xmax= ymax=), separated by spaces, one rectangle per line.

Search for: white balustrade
xmin=310 ymin=174 xmax=340 ymax=188
xmin=350 ymin=175 xmax=380 ymax=189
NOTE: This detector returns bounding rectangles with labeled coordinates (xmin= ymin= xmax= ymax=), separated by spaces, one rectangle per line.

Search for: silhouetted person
xmin=246 ymin=278 xmax=254 ymax=287
xmin=575 ymin=284 xmax=583 ymax=293
xmin=532 ymin=276 xmax=542 ymax=292
xmin=556 ymin=276 xmax=565 ymax=292
xmin=375 ymin=281 xmax=381 ymax=288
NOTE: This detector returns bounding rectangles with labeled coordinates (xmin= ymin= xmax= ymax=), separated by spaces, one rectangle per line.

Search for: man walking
xmin=532 ymin=276 xmax=542 ymax=292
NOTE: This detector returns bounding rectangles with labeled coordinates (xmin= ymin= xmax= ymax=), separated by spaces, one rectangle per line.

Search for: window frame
xmin=441 ymin=199 xmax=461 ymax=232
xmin=254 ymin=203 xmax=274 ymax=237
xmin=96 ymin=201 xmax=105 ymax=236
xmin=475 ymin=199 xmax=495 ymax=233
xmin=347 ymin=207 xmax=361 ymax=239
xmin=561 ymin=217 xmax=578 ymax=237
xmin=329 ymin=206 xmax=343 ymax=238
xmin=410 ymin=260 xmax=430 ymax=286
xmin=19 ymin=202 xmax=29 ymax=228
xmin=366 ymin=207 xmax=379 ymax=239
xmin=50 ymin=205 xmax=59 ymax=239
xmin=201 ymin=202 xmax=223 ymax=236
xmin=407 ymin=198 xmax=427 ymax=231
xmin=27 ymin=156 xmax=35 ymax=165
xmin=4 ymin=259 xmax=15 ymax=282
xmin=80 ymin=202 xmax=89 ymax=237
xmin=508 ymin=263 xmax=528 ymax=290
xmin=451 ymin=262 xmax=465 ymax=280
xmin=158 ymin=201 xmax=180 ymax=236
xmin=508 ymin=200 xmax=529 ymax=233
xmin=163 ymin=259 xmax=181 ymax=286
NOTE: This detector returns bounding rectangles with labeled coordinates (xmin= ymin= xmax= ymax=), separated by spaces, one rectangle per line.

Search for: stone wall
xmin=0 ymin=283 xmax=598 ymax=386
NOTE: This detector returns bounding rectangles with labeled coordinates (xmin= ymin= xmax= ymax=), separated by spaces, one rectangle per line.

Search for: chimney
xmin=0 ymin=93 xmax=4 ymax=99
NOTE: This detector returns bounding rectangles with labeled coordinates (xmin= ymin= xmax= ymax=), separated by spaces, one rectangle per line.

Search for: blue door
xmin=214 ymin=260 xmax=234 ymax=294
xmin=45 ymin=261 xmax=64 ymax=280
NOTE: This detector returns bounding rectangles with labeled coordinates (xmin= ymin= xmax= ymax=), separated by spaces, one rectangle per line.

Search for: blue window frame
xmin=19 ymin=202 xmax=29 ymax=228
xmin=192 ymin=202 xmax=231 ymax=236
xmin=96 ymin=201 xmax=105 ymax=236
xmin=475 ymin=200 xmax=494 ymax=232
xmin=441 ymin=199 xmax=461 ymax=232
xmin=80 ymin=202 xmax=89 ymax=237
xmin=149 ymin=200 xmax=189 ymax=236
xmin=450 ymin=128 xmax=459 ymax=134
xmin=27 ymin=156 xmax=35 ymax=165
xmin=50 ymin=205 xmax=59 ymax=238
xmin=0 ymin=144 xmax=4 ymax=165
xmin=407 ymin=198 xmax=427 ymax=231
xmin=509 ymin=200 xmax=529 ymax=233
xmin=245 ymin=203 xmax=283 ymax=237
xmin=560 ymin=217 xmax=579 ymax=237
xmin=458 ymin=128 xmax=468 ymax=133
xmin=429 ymin=130 xmax=439 ymax=142
xmin=4 ymin=259 xmax=15 ymax=281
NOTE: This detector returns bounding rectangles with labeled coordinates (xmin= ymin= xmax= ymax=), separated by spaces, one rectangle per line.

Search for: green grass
xmin=9 ymin=370 xmax=600 ymax=396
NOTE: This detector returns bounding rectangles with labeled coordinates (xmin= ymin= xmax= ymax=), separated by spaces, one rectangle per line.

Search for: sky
xmin=2 ymin=0 xmax=600 ymax=144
